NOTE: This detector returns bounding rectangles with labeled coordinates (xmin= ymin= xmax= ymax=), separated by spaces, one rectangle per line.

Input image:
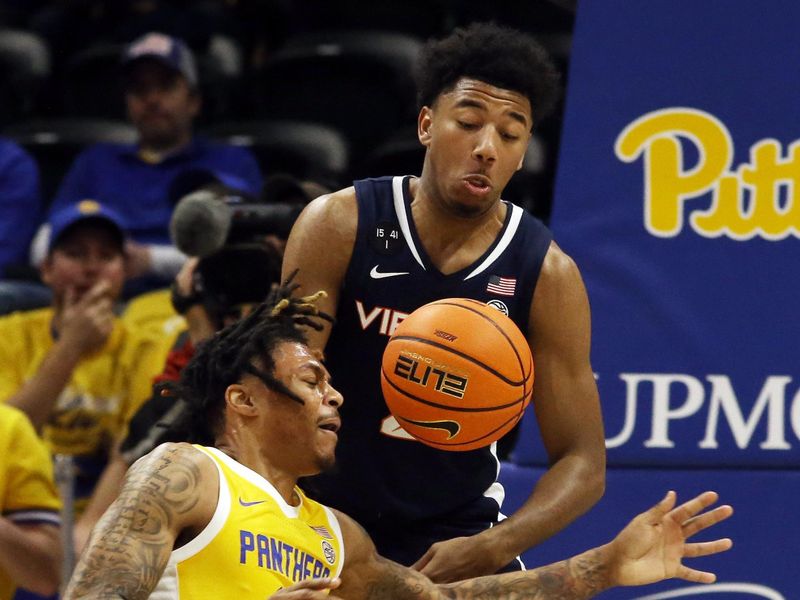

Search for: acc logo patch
xmin=487 ymin=299 xmax=509 ymax=315
xmin=321 ymin=540 xmax=336 ymax=565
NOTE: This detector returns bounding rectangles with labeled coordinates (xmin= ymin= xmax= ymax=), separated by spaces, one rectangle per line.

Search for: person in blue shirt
xmin=0 ymin=138 xmax=52 ymax=315
xmin=40 ymin=32 xmax=262 ymax=290
xmin=0 ymin=138 xmax=41 ymax=279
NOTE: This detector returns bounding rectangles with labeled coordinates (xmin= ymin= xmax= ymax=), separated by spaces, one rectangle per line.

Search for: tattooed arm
xmin=63 ymin=443 xmax=217 ymax=600
xmin=336 ymin=515 xmax=608 ymax=600
xmin=333 ymin=491 xmax=733 ymax=600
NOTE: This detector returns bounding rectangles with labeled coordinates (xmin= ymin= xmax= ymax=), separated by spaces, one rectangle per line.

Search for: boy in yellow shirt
xmin=0 ymin=200 xmax=170 ymax=518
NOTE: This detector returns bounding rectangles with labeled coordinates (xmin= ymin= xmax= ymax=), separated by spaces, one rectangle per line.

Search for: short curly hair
xmin=414 ymin=22 xmax=561 ymax=124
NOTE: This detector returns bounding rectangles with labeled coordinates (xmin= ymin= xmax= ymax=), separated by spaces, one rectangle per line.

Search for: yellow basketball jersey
xmin=152 ymin=446 xmax=345 ymax=599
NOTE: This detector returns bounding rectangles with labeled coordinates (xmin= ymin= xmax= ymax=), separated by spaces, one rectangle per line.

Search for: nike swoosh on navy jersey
xmin=239 ymin=498 xmax=267 ymax=507
xmin=370 ymin=265 xmax=410 ymax=279
xmin=401 ymin=417 xmax=461 ymax=439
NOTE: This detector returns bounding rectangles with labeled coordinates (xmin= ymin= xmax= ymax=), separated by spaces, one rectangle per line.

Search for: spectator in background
xmin=0 ymin=200 xmax=171 ymax=526
xmin=37 ymin=32 xmax=262 ymax=293
xmin=0 ymin=404 xmax=61 ymax=600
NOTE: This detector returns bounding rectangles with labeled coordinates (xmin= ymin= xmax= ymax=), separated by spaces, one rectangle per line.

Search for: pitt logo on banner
xmin=615 ymin=107 xmax=800 ymax=241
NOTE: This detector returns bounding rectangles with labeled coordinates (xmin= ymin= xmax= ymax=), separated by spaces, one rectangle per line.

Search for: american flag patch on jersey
xmin=486 ymin=275 xmax=517 ymax=296
xmin=309 ymin=525 xmax=334 ymax=539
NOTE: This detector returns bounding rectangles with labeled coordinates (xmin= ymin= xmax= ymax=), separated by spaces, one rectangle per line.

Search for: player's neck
xmin=410 ymin=176 xmax=506 ymax=274
xmin=217 ymin=429 xmax=301 ymax=506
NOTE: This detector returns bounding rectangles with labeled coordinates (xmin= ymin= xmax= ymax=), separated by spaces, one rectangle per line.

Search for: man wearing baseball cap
xmin=0 ymin=199 xmax=171 ymax=540
xmin=38 ymin=32 xmax=262 ymax=293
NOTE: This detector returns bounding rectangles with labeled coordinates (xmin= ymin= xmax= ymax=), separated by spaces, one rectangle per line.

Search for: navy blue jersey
xmin=309 ymin=176 xmax=552 ymax=541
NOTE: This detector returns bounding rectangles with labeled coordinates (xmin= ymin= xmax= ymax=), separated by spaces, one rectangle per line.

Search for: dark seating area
xmin=0 ymin=0 xmax=575 ymax=215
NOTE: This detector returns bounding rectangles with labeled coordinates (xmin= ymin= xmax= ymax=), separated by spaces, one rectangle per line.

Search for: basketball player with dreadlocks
xmin=64 ymin=285 xmax=733 ymax=599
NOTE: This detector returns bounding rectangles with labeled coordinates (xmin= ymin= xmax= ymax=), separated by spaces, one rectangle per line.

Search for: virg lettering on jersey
xmin=603 ymin=372 xmax=800 ymax=451
xmin=394 ymin=352 xmax=468 ymax=399
xmin=239 ymin=530 xmax=331 ymax=582
xmin=355 ymin=300 xmax=409 ymax=336
xmin=615 ymin=107 xmax=800 ymax=240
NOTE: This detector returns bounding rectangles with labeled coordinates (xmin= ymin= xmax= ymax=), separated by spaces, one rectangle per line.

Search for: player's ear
xmin=418 ymin=106 xmax=433 ymax=147
xmin=226 ymin=384 xmax=257 ymax=416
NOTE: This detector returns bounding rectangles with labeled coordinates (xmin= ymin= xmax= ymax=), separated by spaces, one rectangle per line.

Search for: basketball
xmin=380 ymin=298 xmax=534 ymax=451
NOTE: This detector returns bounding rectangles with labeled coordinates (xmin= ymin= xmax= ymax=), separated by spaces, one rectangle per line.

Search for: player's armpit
xmin=63 ymin=443 xmax=216 ymax=600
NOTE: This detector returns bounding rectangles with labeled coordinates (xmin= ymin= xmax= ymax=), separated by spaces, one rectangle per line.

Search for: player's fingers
xmin=682 ymin=504 xmax=733 ymax=538
xmin=411 ymin=547 xmax=435 ymax=571
xmin=643 ymin=490 xmax=677 ymax=523
xmin=683 ymin=538 xmax=733 ymax=558
xmin=675 ymin=564 xmax=717 ymax=584
xmin=281 ymin=578 xmax=341 ymax=592
xmin=668 ymin=491 xmax=719 ymax=524
xmin=274 ymin=578 xmax=341 ymax=597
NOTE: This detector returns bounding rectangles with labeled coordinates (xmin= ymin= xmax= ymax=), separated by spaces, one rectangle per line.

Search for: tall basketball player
xmin=282 ymin=23 xmax=605 ymax=582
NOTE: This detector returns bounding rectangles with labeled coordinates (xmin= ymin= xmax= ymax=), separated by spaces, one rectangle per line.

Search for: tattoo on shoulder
xmin=64 ymin=445 xmax=205 ymax=599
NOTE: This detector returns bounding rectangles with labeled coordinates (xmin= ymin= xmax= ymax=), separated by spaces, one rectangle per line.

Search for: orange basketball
xmin=380 ymin=298 xmax=534 ymax=451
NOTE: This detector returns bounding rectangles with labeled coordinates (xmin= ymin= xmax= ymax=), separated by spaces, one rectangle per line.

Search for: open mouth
xmin=318 ymin=420 xmax=341 ymax=434
xmin=463 ymin=175 xmax=492 ymax=194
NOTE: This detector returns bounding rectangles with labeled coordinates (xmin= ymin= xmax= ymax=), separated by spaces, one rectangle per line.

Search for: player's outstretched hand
xmin=609 ymin=490 xmax=733 ymax=587
xmin=269 ymin=577 xmax=343 ymax=599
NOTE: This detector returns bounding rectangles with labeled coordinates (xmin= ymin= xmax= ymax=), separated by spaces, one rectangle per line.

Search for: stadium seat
xmin=0 ymin=29 xmax=50 ymax=124
xmin=353 ymin=127 xmax=424 ymax=180
xmin=247 ymin=31 xmax=421 ymax=164
xmin=292 ymin=0 xmax=448 ymax=39
xmin=58 ymin=43 xmax=127 ymax=118
xmin=204 ymin=119 xmax=349 ymax=188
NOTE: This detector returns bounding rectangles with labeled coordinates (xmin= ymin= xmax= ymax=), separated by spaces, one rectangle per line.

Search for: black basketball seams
xmin=387 ymin=335 xmax=529 ymax=387
xmin=381 ymin=367 xmax=530 ymax=412
xmin=429 ymin=299 xmax=531 ymax=380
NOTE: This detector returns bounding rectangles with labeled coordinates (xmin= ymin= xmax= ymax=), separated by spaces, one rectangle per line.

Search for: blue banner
xmin=500 ymin=464 xmax=797 ymax=599
xmin=540 ymin=0 xmax=800 ymax=467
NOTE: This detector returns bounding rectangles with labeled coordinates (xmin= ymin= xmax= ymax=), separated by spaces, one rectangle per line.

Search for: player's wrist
xmin=582 ymin=544 xmax=616 ymax=590
xmin=491 ymin=517 xmax=533 ymax=558
xmin=472 ymin=526 xmax=518 ymax=571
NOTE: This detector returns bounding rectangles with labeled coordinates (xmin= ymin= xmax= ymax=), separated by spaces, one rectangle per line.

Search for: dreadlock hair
xmin=160 ymin=276 xmax=333 ymax=446
xmin=414 ymin=22 xmax=561 ymax=124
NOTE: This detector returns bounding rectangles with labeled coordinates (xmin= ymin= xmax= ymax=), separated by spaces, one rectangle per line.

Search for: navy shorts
xmin=361 ymin=496 xmax=525 ymax=573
